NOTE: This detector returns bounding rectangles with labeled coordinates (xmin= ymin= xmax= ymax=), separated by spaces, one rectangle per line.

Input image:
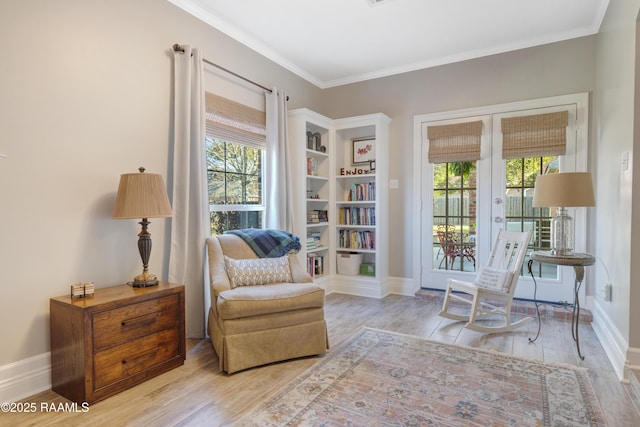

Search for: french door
xmin=415 ymin=94 xmax=588 ymax=303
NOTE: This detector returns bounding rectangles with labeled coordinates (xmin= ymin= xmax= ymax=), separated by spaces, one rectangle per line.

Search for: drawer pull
xmin=121 ymin=348 xmax=159 ymax=365
xmin=120 ymin=312 xmax=158 ymax=328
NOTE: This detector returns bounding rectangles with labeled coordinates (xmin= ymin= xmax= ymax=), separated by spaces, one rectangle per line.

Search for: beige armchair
xmin=205 ymin=234 xmax=328 ymax=373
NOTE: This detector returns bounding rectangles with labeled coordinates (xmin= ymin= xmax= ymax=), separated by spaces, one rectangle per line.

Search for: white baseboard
xmin=625 ymin=347 xmax=640 ymax=381
xmin=324 ymin=275 xmax=417 ymax=299
xmin=388 ymin=276 xmax=419 ymax=296
xmin=591 ymin=301 xmax=629 ymax=381
xmin=330 ymin=275 xmax=390 ymax=298
xmin=0 ymin=352 xmax=51 ymax=403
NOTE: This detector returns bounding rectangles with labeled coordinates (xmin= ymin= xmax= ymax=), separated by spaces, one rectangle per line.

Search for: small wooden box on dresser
xmin=50 ymin=282 xmax=186 ymax=403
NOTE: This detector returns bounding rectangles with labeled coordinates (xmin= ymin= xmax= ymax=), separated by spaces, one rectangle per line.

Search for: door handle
xmin=494 ymin=217 xmax=503 ymax=223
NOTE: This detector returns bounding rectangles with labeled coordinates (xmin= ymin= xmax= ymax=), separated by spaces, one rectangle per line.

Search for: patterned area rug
xmin=237 ymin=328 xmax=605 ymax=426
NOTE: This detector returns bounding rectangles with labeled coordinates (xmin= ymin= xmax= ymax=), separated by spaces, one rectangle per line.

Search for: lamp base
xmin=550 ymin=207 xmax=574 ymax=256
xmin=130 ymin=272 xmax=159 ymax=288
xmin=549 ymin=248 xmax=574 ymax=256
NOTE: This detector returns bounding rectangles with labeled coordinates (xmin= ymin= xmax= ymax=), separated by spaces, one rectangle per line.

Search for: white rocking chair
xmin=439 ymin=229 xmax=532 ymax=333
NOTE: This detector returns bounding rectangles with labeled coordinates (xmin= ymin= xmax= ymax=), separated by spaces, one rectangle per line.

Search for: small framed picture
xmin=352 ymin=137 xmax=375 ymax=165
xmin=369 ymin=160 xmax=376 ymax=171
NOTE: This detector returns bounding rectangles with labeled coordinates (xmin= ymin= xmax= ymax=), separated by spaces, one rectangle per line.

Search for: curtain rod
xmin=173 ymin=43 xmax=277 ymax=96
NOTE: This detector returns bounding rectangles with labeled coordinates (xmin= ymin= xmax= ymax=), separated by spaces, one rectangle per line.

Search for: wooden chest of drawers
xmin=50 ymin=282 xmax=186 ymax=403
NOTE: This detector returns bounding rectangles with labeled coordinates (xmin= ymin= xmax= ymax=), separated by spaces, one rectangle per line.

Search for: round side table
xmin=530 ymin=251 xmax=595 ymax=360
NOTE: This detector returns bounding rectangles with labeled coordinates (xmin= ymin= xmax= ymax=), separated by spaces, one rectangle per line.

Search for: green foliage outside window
xmin=505 ymin=157 xmax=556 ymax=188
xmin=434 ymin=157 xmax=555 ymax=190
xmin=206 ymin=137 xmax=263 ymax=235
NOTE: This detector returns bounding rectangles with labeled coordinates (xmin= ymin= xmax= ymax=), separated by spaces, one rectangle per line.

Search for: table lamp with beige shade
xmin=532 ymin=172 xmax=595 ymax=256
xmin=113 ymin=167 xmax=172 ymax=287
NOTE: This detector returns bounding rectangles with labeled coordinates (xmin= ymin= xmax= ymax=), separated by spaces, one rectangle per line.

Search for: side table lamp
xmin=113 ymin=167 xmax=173 ymax=287
xmin=531 ymin=172 xmax=595 ymax=359
xmin=532 ymin=172 xmax=595 ymax=255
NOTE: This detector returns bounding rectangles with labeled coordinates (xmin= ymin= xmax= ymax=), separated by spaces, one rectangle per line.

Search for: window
xmin=428 ymin=119 xmax=482 ymax=272
xmin=432 ymin=161 xmax=477 ymax=272
xmin=205 ymin=93 xmax=266 ymax=235
xmin=504 ymin=156 xmax=557 ymax=278
xmin=206 ymin=137 xmax=263 ymax=235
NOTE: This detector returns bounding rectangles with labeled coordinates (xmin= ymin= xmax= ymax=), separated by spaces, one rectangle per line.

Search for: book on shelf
xmin=307 ymin=254 xmax=324 ymax=277
xmin=306 ymin=231 xmax=322 ymax=250
xmin=306 ymin=157 xmax=317 ymax=176
xmin=307 ymin=212 xmax=319 ymax=223
xmin=337 ymin=206 xmax=376 ymax=225
xmin=307 ymin=238 xmax=317 ymax=250
xmin=347 ymin=182 xmax=376 ymax=202
xmin=307 ymin=209 xmax=328 ymax=223
xmin=338 ymin=229 xmax=376 ymax=250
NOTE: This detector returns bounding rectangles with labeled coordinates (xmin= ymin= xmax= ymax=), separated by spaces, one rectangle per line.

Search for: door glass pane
xmin=504 ymin=156 xmax=557 ymax=279
xmin=432 ymin=161 xmax=477 ymax=272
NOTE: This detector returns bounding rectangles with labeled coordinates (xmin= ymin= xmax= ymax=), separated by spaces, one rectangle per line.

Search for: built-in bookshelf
xmin=290 ymin=109 xmax=390 ymax=297
xmin=289 ymin=109 xmax=332 ymax=281
xmin=333 ymin=113 xmax=390 ymax=297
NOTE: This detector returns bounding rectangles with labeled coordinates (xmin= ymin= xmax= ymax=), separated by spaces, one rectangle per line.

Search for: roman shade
xmin=205 ymin=92 xmax=266 ymax=148
xmin=501 ymin=111 xmax=568 ymax=159
xmin=427 ymin=120 xmax=483 ymax=163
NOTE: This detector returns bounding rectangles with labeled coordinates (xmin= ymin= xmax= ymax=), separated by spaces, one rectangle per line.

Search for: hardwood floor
xmin=7 ymin=293 xmax=640 ymax=426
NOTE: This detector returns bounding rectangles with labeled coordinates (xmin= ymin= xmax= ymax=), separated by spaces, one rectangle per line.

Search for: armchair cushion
xmin=217 ymin=282 xmax=325 ymax=320
xmin=224 ymin=255 xmax=292 ymax=288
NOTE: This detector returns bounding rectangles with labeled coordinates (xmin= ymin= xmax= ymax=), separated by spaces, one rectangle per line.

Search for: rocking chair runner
xmin=439 ymin=229 xmax=532 ymax=333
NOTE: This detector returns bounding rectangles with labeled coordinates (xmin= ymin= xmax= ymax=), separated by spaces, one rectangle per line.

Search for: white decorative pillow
xmin=474 ymin=266 xmax=513 ymax=292
xmin=224 ymin=255 xmax=293 ymax=289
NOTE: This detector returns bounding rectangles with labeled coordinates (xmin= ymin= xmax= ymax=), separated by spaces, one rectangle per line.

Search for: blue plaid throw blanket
xmin=225 ymin=229 xmax=301 ymax=258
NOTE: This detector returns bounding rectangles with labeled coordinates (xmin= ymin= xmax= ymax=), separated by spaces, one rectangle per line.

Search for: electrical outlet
xmin=598 ymin=283 xmax=612 ymax=301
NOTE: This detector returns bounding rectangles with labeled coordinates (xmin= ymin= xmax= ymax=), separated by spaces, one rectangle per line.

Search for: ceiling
xmin=168 ymin=0 xmax=609 ymax=89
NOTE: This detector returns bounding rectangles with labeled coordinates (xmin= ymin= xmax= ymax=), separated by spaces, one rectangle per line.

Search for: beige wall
xmin=0 ymin=0 xmax=321 ymax=366
xmin=594 ymin=0 xmax=640 ymax=349
xmin=319 ymin=37 xmax=598 ymax=279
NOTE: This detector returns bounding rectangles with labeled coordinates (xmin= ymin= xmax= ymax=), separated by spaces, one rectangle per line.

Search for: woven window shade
xmin=427 ymin=120 xmax=483 ymax=163
xmin=205 ymin=92 xmax=266 ymax=148
xmin=501 ymin=111 xmax=568 ymax=159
